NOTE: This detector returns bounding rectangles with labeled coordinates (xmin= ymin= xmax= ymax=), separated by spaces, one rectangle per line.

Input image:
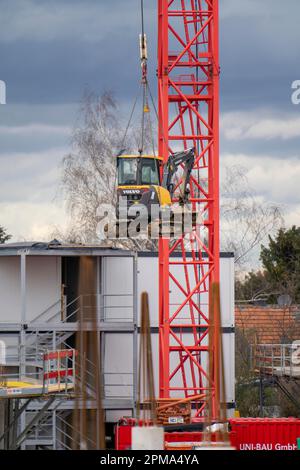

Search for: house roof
xmin=235 ymin=305 xmax=300 ymax=344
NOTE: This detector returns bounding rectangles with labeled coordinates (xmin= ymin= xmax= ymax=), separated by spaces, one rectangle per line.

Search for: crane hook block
xmin=139 ymin=33 xmax=148 ymax=61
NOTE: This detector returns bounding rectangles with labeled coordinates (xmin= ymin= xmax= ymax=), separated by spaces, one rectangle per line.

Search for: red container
xmin=115 ymin=418 xmax=300 ymax=451
xmin=115 ymin=425 xmax=133 ymax=450
xmin=229 ymin=418 xmax=300 ymax=451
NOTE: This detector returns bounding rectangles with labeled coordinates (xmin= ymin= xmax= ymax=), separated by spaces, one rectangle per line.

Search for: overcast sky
xmin=0 ymin=0 xmax=300 ymax=241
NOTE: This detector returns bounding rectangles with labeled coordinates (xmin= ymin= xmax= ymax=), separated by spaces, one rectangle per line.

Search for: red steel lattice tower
xmin=158 ymin=0 xmax=220 ymax=418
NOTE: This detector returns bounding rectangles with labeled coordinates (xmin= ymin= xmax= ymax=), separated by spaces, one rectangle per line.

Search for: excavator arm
xmin=162 ymin=147 xmax=195 ymax=204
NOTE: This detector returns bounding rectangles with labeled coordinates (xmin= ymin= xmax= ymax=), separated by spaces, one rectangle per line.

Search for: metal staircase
xmin=23 ymin=409 xmax=98 ymax=450
xmin=21 ymin=296 xmax=80 ymax=370
xmin=25 ymin=330 xmax=74 ymax=361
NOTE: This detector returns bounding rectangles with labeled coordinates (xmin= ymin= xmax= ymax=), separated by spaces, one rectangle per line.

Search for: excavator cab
xmin=117 ymin=155 xmax=161 ymax=187
xmin=116 ymin=155 xmax=169 ymax=211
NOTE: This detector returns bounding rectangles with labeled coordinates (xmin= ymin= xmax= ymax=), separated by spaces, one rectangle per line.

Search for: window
xmin=118 ymin=158 xmax=138 ymax=185
xmin=140 ymin=158 xmax=160 ymax=185
xmin=117 ymin=157 xmax=160 ymax=186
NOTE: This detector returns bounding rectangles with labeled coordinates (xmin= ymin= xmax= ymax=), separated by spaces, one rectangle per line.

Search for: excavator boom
xmin=162 ymin=147 xmax=195 ymax=204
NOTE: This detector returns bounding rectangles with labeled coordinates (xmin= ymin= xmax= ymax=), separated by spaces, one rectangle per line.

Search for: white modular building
xmin=0 ymin=241 xmax=235 ymax=448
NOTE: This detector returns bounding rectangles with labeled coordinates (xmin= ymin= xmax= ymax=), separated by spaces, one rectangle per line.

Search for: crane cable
xmin=119 ymin=0 xmax=155 ymax=157
xmin=119 ymin=83 xmax=142 ymax=155
xmin=139 ymin=0 xmax=151 ymax=156
xmin=141 ymin=0 xmax=145 ymax=37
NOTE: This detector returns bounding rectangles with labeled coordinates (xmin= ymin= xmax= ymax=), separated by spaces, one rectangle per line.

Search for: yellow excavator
xmin=116 ymin=148 xmax=195 ymax=219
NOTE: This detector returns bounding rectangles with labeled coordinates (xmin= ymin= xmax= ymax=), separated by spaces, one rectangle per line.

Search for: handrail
xmin=29 ymin=296 xmax=80 ymax=325
xmin=252 ymin=343 xmax=300 ymax=379
xmin=29 ymin=300 xmax=61 ymax=324
xmin=47 ymin=296 xmax=80 ymax=324
xmin=29 ymin=293 xmax=135 ymax=325
xmin=56 ymin=415 xmax=96 ymax=447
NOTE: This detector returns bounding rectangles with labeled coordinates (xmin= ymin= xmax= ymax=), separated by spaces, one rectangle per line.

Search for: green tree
xmin=260 ymin=226 xmax=300 ymax=303
xmin=236 ymin=226 xmax=300 ymax=304
xmin=0 ymin=226 xmax=11 ymax=244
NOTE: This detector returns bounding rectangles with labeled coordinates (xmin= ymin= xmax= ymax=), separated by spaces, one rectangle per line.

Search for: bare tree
xmin=61 ymin=91 xmax=120 ymax=243
xmin=221 ymin=165 xmax=283 ymax=270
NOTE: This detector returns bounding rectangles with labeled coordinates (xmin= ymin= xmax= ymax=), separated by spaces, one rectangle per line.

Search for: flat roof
xmin=0 ymin=241 xmax=234 ymax=258
xmin=0 ymin=241 xmax=136 ymax=257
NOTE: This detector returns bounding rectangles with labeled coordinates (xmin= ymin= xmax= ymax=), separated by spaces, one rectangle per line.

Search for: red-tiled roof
xmin=235 ymin=306 xmax=300 ymax=344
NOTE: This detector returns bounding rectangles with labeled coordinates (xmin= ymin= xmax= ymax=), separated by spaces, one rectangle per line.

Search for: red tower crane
xmin=157 ymin=0 xmax=220 ymax=419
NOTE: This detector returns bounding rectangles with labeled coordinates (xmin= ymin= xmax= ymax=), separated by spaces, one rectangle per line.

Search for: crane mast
xmin=158 ymin=0 xmax=220 ymax=419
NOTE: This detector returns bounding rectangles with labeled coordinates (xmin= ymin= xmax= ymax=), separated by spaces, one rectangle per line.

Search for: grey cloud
xmin=0 ymin=0 xmax=299 ymax=111
xmin=0 ymin=147 xmax=66 ymax=203
xmin=0 ymin=0 xmax=144 ymax=43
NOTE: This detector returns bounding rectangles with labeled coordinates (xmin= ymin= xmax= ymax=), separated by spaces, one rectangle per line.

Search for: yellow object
xmin=117 ymin=154 xmax=163 ymax=161
xmin=1 ymin=380 xmax=74 ymax=398
xmin=153 ymin=185 xmax=171 ymax=206
xmin=234 ymin=410 xmax=240 ymax=418
xmin=117 ymin=154 xmax=173 ymax=209
xmin=118 ymin=185 xmax=152 ymax=190
xmin=6 ymin=381 xmax=38 ymax=389
xmin=117 ymin=186 xmax=171 ymax=207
